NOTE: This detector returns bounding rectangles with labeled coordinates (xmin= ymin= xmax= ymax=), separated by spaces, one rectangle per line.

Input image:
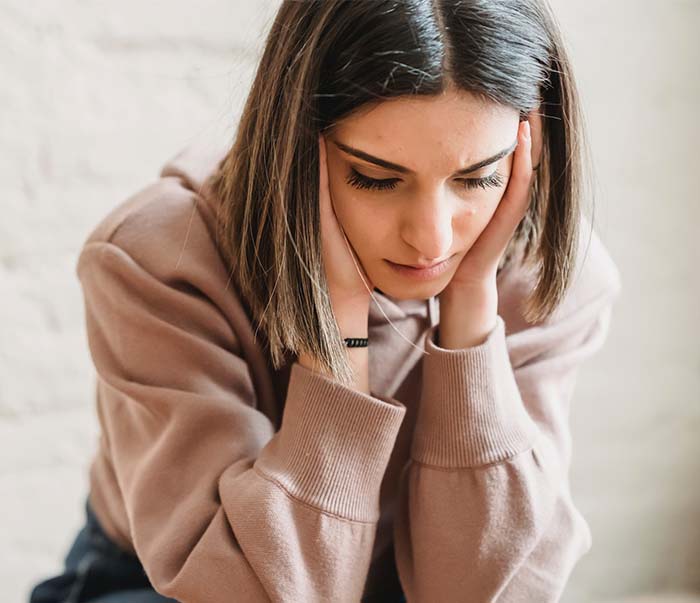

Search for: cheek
xmin=325 ymin=177 xmax=390 ymax=256
xmin=325 ymin=159 xmax=395 ymax=244
xmin=451 ymin=191 xmax=504 ymax=249
xmin=456 ymin=193 xmax=501 ymax=227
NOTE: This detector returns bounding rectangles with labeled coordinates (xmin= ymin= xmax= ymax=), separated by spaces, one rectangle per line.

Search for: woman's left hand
xmin=436 ymin=111 xmax=541 ymax=348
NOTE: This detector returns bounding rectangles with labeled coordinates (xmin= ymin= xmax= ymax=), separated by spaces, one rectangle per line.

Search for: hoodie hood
xmin=159 ymin=133 xmax=231 ymax=211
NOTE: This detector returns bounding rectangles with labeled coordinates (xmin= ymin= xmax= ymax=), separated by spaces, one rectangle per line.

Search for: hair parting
xmin=210 ymin=0 xmax=594 ymax=385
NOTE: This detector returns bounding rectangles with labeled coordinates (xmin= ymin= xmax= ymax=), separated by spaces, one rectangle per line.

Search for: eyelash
xmin=345 ymin=168 xmax=505 ymax=192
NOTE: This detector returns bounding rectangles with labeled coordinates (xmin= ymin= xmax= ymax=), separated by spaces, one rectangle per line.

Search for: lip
xmin=385 ymin=256 xmax=453 ymax=280
xmin=403 ymin=261 xmax=445 ymax=269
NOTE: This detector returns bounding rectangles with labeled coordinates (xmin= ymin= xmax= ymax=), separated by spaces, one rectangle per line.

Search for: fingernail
xmin=523 ymin=120 xmax=531 ymax=142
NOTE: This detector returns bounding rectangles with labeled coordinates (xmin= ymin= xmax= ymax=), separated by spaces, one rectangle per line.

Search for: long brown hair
xmin=209 ymin=0 xmax=594 ymax=386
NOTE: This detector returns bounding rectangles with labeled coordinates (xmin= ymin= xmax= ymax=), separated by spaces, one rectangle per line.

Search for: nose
xmin=399 ymin=190 xmax=454 ymax=262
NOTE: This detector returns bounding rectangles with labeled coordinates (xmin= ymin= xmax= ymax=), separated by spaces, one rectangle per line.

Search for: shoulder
xmin=72 ymin=140 xmax=255 ymax=348
xmin=76 ymin=141 xmax=229 ymax=291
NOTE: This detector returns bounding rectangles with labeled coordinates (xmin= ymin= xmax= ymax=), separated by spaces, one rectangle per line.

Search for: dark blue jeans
xmin=28 ymin=495 xmax=178 ymax=603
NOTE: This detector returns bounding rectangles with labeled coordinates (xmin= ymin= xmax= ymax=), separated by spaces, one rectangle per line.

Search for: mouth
xmin=384 ymin=255 xmax=454 ymax=280
xmin=400 ymin=260 xmax=447 ymax=269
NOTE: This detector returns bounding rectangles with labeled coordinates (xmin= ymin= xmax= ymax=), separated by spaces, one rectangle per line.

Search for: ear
xmin=527 ymin=108 xmax=544 ymax=170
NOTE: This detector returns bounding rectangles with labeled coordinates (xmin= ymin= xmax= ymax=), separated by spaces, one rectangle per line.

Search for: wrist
xmin=438 ymin=286 xmax=498 ymax=349
xmin=298 ymin=296 xmax=370 ymax=392
xmin=297 ymin=339 xmax=370 ymax=395
xmin=333 ymin=299 xmax=370 ymax=339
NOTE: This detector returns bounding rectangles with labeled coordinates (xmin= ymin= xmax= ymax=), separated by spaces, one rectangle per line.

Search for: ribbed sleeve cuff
xmin=411 ymin=314 xmax=539 ymax=468
xmin=254 ymin=362 xmax=406 ymax=523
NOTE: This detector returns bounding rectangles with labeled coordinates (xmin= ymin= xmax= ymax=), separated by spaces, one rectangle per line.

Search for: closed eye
xmin=345 ymin=168 xmax=505 ymax=192
xmin=346 ymin=169 xmax=400 ymax=191
xmin=457 ymin=172 xmax=505 ymax=190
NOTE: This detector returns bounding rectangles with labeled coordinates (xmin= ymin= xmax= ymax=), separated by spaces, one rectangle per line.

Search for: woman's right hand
xmin=297 ymin=135 xmax=373 ymax=391
xmin=317 ymin=133 xmax=373 ymax=336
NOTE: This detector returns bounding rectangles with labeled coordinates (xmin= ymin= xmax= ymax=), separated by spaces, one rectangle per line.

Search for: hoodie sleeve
xmin=393 ymin=271 xmax=622 ymax=602
xmin=77 ymin=240 xmax=406 ymax=603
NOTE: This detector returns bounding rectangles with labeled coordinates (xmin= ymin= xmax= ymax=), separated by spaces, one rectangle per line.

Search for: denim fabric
xmin=28 ymin=496 xmax=178 ymax=603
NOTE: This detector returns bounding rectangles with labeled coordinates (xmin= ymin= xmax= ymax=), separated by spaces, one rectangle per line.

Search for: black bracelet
xmin=343 ymin=337 xmax=368 ymax=348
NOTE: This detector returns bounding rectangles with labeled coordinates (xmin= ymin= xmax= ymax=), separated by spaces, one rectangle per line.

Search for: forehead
xmin=330 ymin=89 xmax=519 ymax=169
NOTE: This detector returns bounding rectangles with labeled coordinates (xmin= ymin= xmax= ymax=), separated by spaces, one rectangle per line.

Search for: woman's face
xmin=323 ymin=88 xmax=521 ymax=301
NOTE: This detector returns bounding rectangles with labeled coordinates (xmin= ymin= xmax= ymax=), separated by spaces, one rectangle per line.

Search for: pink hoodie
xmin=76 ymin=137 xmax=622 ymax=602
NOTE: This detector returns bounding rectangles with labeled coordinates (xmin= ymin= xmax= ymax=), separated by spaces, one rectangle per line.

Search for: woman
xmin=29 ymin=0 xmax=622 ymax=602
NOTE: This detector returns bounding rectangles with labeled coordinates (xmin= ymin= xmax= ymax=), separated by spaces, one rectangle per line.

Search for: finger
xmin=318 ymin=135 xmax=325 ymax=206
xmin=318 ymin=134 xmax=329 ymax=217
xmin=473 ymin=120 xmax=533 ymax=264
xmin=510 ymin=119 xmax=534 ymax=220
xmin=498 ymin=120 xmax=533 ymax=236
xmin=317 ymin=134 xmax=374 ymax=293
xmin=499 ymin=120 xmax=532 ymax=223
xmin=318 ymin=135 xmax=339 ymax=233
xmin=527 ymin=108 xmax=543 ymax=175
xmin=318 ymin=135 xmax=352 ymax=288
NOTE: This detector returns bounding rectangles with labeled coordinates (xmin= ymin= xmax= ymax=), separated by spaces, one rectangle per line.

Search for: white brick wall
xmin=2 ymin=1 xmax=698 ymax=602
xmin=0 ymin=2 xmax=282 ymax=599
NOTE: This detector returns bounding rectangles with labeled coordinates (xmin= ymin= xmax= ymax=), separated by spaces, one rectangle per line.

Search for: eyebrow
xmin=331 ymin=138 xmax=518 ymax=177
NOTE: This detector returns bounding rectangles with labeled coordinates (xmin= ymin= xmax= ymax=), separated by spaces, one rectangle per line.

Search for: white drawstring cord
xmin=338 ymin=221 xmax=429 ymax=357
